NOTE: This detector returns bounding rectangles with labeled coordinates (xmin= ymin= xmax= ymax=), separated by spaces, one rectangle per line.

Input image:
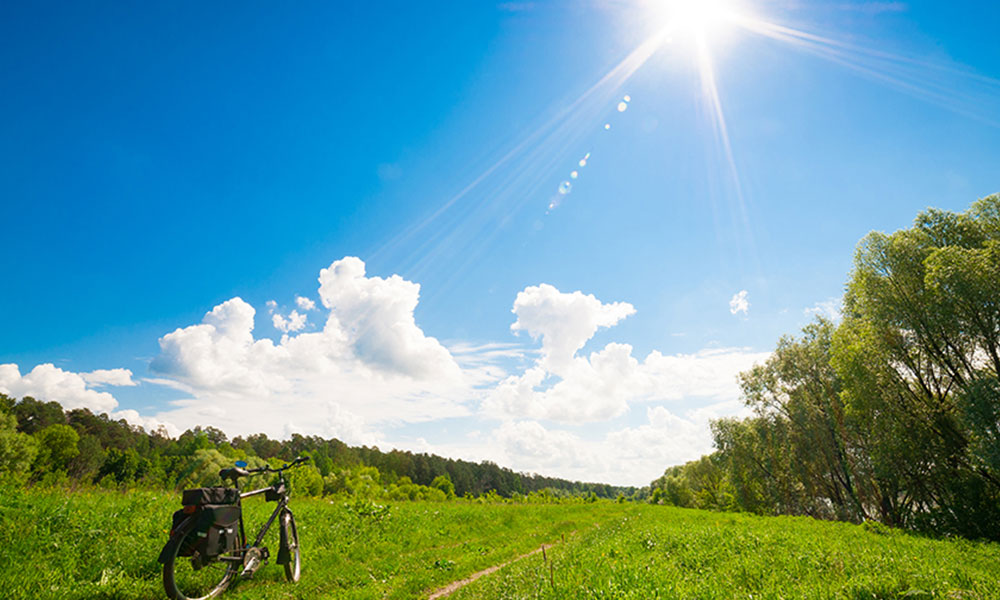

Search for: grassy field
xmin=2 ymin=485 xmax=999 ymax=599
xmin=0 ymin=484 xmax=629 ymax=600
xmin=452 ymin=506 xmax=1000 ymax=600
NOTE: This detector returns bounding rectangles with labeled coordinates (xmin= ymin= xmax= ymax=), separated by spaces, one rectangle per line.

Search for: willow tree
xmin=834 ymin=194 xmax=1000 ymax=538
xmin=713 ymin=319 xmax=871 ymax=521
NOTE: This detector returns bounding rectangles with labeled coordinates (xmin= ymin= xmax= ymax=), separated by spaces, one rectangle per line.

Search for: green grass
xmin=0 ymin=484 xmax=627 ymax=599
xmin=450 ymin=505 xmax=1000 ymax=600
xmin=2 ymin=486 xmax=998 ymax=599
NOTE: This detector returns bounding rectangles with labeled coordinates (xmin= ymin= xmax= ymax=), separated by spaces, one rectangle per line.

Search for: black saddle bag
xmin=170 ymin=491 xmax=242 ymax=560
xmin=198 ymin=504 xmax=241 ymax=559
xmin=182 ymin=487 xmax=240 ymax=505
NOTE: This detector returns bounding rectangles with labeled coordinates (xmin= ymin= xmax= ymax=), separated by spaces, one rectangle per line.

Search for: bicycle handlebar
xmin=245 ymin=456 xmax=310 ymax=475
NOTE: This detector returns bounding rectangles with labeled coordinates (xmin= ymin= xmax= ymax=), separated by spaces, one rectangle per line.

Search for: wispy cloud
xmin=804 ymin=298 xmax=843 ymax=322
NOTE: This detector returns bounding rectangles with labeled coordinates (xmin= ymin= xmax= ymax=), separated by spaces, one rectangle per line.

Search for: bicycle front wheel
xmin=162 ymin=538 xmax=238 ymax=600
xmin=280 ymin=511 xmax=301 ymax=582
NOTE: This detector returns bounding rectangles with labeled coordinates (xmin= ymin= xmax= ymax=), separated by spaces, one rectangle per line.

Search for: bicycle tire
xmin=161 ymin=536 xmax=238 ymax=600
xmin=280 ymin=511 xmax=301 ymax=583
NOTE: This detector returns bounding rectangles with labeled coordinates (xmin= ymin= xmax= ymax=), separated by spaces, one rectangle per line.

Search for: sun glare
xmin=653 ymin=0 xmax=739 ymax=40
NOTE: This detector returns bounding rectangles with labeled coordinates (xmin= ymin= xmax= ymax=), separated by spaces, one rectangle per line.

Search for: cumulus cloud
xmin=147 ymin=257 xmax=470 ymax=443
xmin=272 ymin=310 xmax=308 ymax=333
xmin=1 ymin=363 xmax=119 ymax=413
xmin=484 ymin=284 xmax=768 ymax=423
xmin=318 ymin=257 xmax=460 ymax=379
xmin=510 ymin=284 xmax=634 ymax=373
xmin=151 ymin=297 xmax=288 ymax=394
xmin=82 ymin=368 xmax=137 ymax=387
xmin=295 ymin=296 xmax=316 ymax=311
xmin=486 ymin=402 xmax=739 ymax=485
xmin=729 ymin=290 xmax=749 ymax=315
xmin=0 ymin=363 xmax=177 ymax=435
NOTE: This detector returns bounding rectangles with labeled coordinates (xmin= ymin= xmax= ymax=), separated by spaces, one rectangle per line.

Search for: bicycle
xmin=158 ymin=456 xmax=310 ymax=600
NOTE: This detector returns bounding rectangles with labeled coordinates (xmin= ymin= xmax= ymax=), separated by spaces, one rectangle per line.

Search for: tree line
xmin=0 ymin=393 xmax=634 ymax=501
xmin=649 ymin=195 xmax=1000 ymax=540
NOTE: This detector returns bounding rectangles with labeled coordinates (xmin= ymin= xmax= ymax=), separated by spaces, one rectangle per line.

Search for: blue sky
xmin=2 ymin=0 xmax=998 ymax=485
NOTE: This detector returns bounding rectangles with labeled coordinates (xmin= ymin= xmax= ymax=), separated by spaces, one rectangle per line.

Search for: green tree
xmin=13 ymin=397 xmax=66 ymax=434
xmin=32 ymin=424 xmax=80 ymax=475
xmin=431 ymin=474 xmax=456 ymax=499
xmin=833 ymin=195 xmax=1000 ymax=537
xmin=287 ymin=463 xmax=324 ymax=497
xmin=67 ymin=434 xmax=105 ymax=480
xmin=98 ymin=447 xmax=150 ymax=484
xmin=0 ymin=411 xmax=38 ymax=475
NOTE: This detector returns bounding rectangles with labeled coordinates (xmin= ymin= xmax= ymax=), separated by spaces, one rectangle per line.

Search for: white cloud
xmin=272 ymin=309 xmax=308 ymax=333
xmin=729 ymin=290 xmax=749 ymax=315
xmin=494 ymin=420 xmax=597 ymax=472
xmin=82 ymin=368 xmax=137 ymax=387
xmin=318 ymin=256 xmax=460 ymax=379
xmin=804 ymin=299 xmax=842 ymax=322
xmin=295 ymin=296 xmax=316 ymax=311
xmin=151 ymin=297 xmax=289 ymax=394
xmin=485 ymin=401 xmax=744 ymax=486
xmin=147 ymin=257 xmax=473 ymax=443
xmin=484 ymin=284 xmax=767 ymax=424
xmin=7 ymin=260 xmax=772 ymax=485
xmin=510 ymin=283 xmax=634 ymax=374
xmin=0 ymin=363 xmax=178 ymax=436
xmin=1 ymin=363 xmax=118 ymax=413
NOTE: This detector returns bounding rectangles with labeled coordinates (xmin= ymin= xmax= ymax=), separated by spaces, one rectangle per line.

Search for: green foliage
xmin=0 ymin=411 xmax=38 ymax=475
xmin=431 ymin=473 xmax=456 ymax=498
xmin=694 ymin=195 xmax=1000 ymax=540
xmin=98 ymin=447 xmax=150 ymax=485
xmin=32 ymin=424 xmax=79 ymax=475
xmin=649 ymin=454 xmax=735 ymax=511
xmin=0 ymin=392 xmax=631 ymax=503
xmin=286 ymin=463 xmax=324 ymax=497
xmin=11 ymin=396 xmax=66 ymax=434
xmin=344 ymin=464 xmax=384 ymax=499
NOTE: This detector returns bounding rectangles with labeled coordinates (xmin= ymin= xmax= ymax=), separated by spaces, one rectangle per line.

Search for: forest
xmin=0 ymin=392 xmax=633 ymax=502
xmin=649 ymin=195 xmax=1000 ymax=540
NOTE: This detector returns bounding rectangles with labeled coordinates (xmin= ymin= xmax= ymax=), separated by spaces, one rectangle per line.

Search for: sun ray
xmin=731 ymin=15 xmax=1000 ymax=127
xmin=367 ymin=2 xmax=999 ymax=302
xmin=692 ymin=32 xmax=760 ymax=273
xmin=695 ymin=34 xmax=742 ymax=211
xmin=370 ymin=31 xmax=670 ymax=275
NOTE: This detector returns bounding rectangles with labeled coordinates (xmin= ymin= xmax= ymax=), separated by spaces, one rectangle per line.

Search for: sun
xmin=651 ymin=0 xmax=740 ymax=40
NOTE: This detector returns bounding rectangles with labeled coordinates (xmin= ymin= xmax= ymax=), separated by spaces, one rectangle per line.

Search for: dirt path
xmin=425 ymin=544 xmax=551 ymax=599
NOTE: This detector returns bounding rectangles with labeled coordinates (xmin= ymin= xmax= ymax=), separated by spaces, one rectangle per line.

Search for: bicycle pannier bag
xmin=199 ymin=504 xmax=241 ymax=558
xmin=170 ymin=509 xmax=200 ymax=557
xmin=182 ymin=487 xmax=240 ymax=506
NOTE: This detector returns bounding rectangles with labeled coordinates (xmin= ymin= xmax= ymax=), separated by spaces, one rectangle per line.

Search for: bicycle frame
xmin=238 ymin=479 xmax=290 ymax=550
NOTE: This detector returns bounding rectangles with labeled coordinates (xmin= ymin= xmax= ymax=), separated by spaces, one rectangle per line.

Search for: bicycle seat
xmin=219 ymin=467 xmax=250 ymax=481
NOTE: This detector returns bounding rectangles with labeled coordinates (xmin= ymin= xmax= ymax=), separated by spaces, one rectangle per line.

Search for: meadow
xmin=2 ymin=485 xmax=998 ymax=600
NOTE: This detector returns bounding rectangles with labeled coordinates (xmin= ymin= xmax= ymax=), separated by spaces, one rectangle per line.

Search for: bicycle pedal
xmin=241 ymin=547 xmax=263 ymax=579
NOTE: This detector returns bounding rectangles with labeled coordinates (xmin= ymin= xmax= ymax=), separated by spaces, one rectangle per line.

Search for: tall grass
xmin=451 ymin=505 xmax=1000 ymax=599
xmin=0 ymin=484 xmax=628 ymax=599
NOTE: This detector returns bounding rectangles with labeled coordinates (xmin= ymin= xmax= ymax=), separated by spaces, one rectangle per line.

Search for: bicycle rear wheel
xmin=280 ymin=511 xmax=301 ymax=582
xmin=162 ymin=537 xmax=238 ymax=600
